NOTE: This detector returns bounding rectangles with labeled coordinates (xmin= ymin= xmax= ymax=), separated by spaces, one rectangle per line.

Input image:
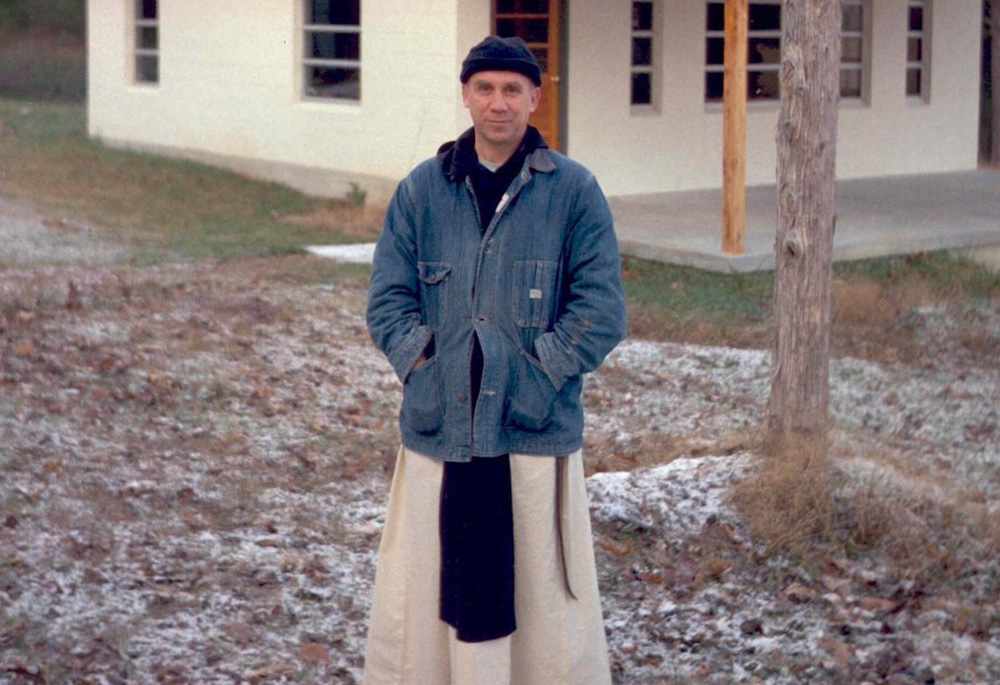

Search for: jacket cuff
xmin=534 ymin=331 xmax=575 ymax=393
xmin=388 ymin=324 xmax=434 ymax=383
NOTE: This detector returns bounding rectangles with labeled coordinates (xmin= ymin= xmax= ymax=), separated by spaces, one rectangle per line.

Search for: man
xmin=364 ymin=35 xmax=626 ymax=685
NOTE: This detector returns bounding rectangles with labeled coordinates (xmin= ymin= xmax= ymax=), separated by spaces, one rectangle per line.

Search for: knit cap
xmin=460 ymin=35 xmax=542 ymax=86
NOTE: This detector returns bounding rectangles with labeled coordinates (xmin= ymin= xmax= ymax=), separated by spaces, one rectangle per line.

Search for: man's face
xmin=462 ymin=71 xmax=541 ymax=154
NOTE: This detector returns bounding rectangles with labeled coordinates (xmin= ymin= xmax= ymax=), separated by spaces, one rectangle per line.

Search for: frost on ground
xmin=2 ymin=258 xmax=999 ymax=684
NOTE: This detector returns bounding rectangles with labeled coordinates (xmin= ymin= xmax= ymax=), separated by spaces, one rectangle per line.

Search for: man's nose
xmin=488 ymin=92 xmax=508 ymax=111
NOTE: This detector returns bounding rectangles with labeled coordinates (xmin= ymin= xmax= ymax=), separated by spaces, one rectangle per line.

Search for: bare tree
xmin=991 ymin=0 xmax=1000 ymax=166
xmin=766 ymin=0 xmax=841 ymax=457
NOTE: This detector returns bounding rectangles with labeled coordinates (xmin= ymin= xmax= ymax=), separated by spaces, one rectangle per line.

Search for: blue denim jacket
xmin=366 ymin=137 xmax=626 ymax=462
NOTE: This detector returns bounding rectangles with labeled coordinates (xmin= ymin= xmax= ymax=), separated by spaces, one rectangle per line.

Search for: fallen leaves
xmin=10 ymin=339 xmax=35 ymax=358
xmin=300 ymin=641 xmax=332 ymax=664
xmin=783 ymin=581 xmax=818 ymax=604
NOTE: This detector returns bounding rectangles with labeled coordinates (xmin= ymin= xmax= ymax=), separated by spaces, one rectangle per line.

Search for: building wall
xmin=87 ymin=0 xmax=466 ymax=202
xmin=566 ymin=0 xmax=983 ymax=196
xmin=88 ymin=0 xmax=982 ymax=201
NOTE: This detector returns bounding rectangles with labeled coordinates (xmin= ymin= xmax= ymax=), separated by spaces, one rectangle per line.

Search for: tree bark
xmin=991 ymin=0 xmax=1000 ymax=166
xmin=766 ymin=0 xmax=841 ymax=457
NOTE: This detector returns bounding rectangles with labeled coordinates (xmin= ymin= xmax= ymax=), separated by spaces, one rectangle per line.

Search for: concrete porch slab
xmin=608 ymin=170 xmax=1000 ymax=273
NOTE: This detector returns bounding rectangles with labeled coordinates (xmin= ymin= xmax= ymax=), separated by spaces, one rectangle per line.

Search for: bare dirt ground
xmin=2 ymin=196 xmax=999 ymax=684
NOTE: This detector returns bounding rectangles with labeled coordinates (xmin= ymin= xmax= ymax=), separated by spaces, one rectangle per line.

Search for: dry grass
xmin=732 ymin=438 xmax=1000 ymax=621
xmin=831 ymin=277 xmax=933 ymax=327
xmin=730 ymin=439 xmax=837 ymax=554
xmin=276 ymin=202 xmax=385 ymax=242
xmin=584 ymin=430 xmax=752 ymax=476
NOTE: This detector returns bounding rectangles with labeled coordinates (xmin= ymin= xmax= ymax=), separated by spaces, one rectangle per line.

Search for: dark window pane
xmin=497 ymin=0 xmax=548 ymax=12
xmin=496 ymin=18 xmax=548 ymax=43
xmin=706 ymin=71 xmax=724 ymax=101
xmin=706 ymin=2 xmax=724 ymax=31
xmin=523 ymin=18 xmax=548 ymax=43
xmin=633 ymin=2 xmax=653 ymax=32
xmin=306 ymin=66 xmax=360 ymax=99
xmin=840 ymin=68 xmax=861 ymax=97
xmin=530 ymin=47 xmax=548 ymax=72
xmin=632 ymin=37 xmax=652 ymax=66
xmin=748 ymin=69 xmax=779 ymax=99
xmin=842 ymin=4 xmax=863 ymax=32
xmin=137 ymin=0 xmax=156 ymax=20
xmin=309 ymin=0 xmax=360 ymax=26
xmin=632 ymin=72 xmax=651 ymax=105
xmin=137 ymin=55 xmax=158 ymax=82
xmin=908 ymin=6 xmax=923 ymax=32
xmin=309 ymin=31 xmax=360 ymax=60
xmin=749 ymin=38 xmax=781 ymax=64
xmin=706 ymin=37 xmax=725 ymax=65
xmin=906 ymin=67 xmax=921 ymax=95
xmin=137 ymin=26 xmax=157 ymax=50
xmin=842 ymin=37 xmax=862 ymax=63
xmin=907 ymin=37 xmax=922 ymax=62
xmin=749 ymin=4 xmax=781 ymax=32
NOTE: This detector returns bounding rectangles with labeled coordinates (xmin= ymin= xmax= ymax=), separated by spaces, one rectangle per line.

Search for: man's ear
xmin=461 ymin=83 xmax=471 ymax=109
xmin=529 ymin=86 xmax=541 ymax=113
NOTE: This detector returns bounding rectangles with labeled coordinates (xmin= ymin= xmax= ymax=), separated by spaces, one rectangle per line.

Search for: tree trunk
xmin=766 ymin=0 xmax=841 ymax=457
xmin=992 ymin=0 xmax=1000 ymax=166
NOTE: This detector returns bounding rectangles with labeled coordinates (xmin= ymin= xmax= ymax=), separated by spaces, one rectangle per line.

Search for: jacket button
xmin=459 ymin=394 xmax=467 ymax=404
xmin=476 ymin=316 xmax=488 ymax=323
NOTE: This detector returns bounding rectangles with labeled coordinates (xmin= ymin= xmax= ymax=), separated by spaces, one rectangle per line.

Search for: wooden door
xmin=494 ymin=0 xmax=561 ymax=150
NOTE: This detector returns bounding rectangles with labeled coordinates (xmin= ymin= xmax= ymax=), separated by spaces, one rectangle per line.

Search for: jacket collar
xmin=437 ymin=126 xmax=555 ymax=182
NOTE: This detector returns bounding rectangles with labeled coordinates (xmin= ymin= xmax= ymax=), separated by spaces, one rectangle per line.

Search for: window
xmin=705 ymin=1 xmax=870 ymax=103
xmin=906 ymin=0 xmax=928 ymax=97
xmin=705 ymin=0 xmax=782 ymax=103
xmin=303 ymin=0 xmax=361 ymax=100
xmin=840 ymin=0 xmax=865 ymax=99
xmin=631 ymin=1 xmax=655 ymax=106
xmin=134 ymin=0 xmax=158 ymax=84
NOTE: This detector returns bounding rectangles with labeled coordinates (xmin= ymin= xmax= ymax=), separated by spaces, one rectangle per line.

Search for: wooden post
xmin=722 ymin=0 xmax=748 ymax=255
xmin=766 ymin=0 xmax=841 ymax=457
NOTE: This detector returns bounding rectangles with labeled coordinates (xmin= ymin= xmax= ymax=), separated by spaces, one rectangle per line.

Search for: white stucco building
xmin=87 ymin=0 xmax=983 ymax=203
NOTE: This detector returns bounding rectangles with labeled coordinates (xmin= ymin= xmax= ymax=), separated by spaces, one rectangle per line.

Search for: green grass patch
xmin=0 ymin=98 xmax=369 ymax=263
xmin=623 ymin=257 xmax=773 ymax=323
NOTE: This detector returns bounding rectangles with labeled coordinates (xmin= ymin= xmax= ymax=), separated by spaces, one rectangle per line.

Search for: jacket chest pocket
xmin=418 ymin=261 xmax=452 ymax=328
xmin=512 ymin=260 xmax=558 ymax=329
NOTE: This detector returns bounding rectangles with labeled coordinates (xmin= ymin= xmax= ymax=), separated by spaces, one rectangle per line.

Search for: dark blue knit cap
xmin=460 ymin=35 xmax=542 ymax=86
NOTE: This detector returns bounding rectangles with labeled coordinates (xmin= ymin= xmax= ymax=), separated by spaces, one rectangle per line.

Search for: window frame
xmin=630 ymin=0 xmax=659 ymax=111
xmin=301 ymin=0 xmax=362 ymax=103
xmin=704 ymin=0 xmax=872 ymax=106
xmin=906 ymin=0 xmax=931 ymax=101
xmin=133 ymin=0 xmax=159 ymax=86
xmin=840 ymin=0 xmax=870 ymax=102
xmin=705 ymin=0 xmax=783 ymax=105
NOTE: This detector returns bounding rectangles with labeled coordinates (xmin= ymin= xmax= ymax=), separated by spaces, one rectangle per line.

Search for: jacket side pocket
xmin=401 ymin=356 xmax=444 ymax=436
xmin=504 ymin=349 xmax=558 ymax=432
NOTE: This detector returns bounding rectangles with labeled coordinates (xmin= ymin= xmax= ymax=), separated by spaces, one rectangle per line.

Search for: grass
xmin=624 ymin=250 xmax=1000 ymax=351
xmin=0 ymin=33 xmax=85 ymax=102
xmin=0 ymin=98 xmax=372 ymax=265
xmin=2 ymin=97 xmax=998 ymax=329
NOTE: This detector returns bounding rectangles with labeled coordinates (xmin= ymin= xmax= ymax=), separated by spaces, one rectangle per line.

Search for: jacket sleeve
xmin=366 ymin=178 xmax=434 ymax=384
xmin=534 ymin=174 xmax=627 ymax=392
